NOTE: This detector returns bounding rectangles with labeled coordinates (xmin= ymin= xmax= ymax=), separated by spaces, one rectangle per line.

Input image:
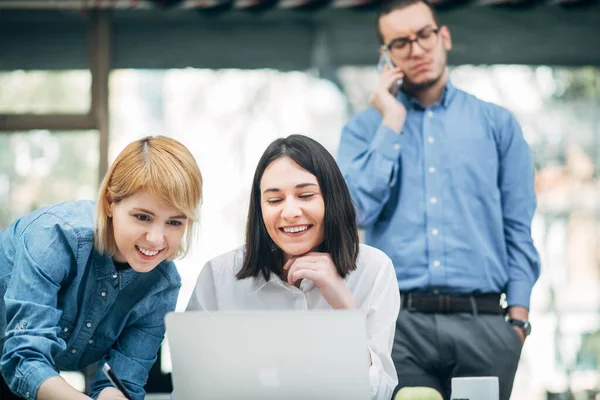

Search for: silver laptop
xmin=165 ymin=310 xmax=371 ymax=400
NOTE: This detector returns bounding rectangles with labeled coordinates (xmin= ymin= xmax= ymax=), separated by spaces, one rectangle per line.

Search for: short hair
xmin=236 ymin=134 xmax=359 ymax=282
xmin=376 ymin=0 xmax=440 ymax=44
xmin=95 ymin=136 xmax=203 ymax=259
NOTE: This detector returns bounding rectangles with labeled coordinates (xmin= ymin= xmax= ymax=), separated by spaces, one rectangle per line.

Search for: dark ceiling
xmin=1 ymin=0 xmax=599 ymax=70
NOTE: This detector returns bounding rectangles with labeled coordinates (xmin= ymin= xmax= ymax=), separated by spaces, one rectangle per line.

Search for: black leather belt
xmin=401 ymin=292 xmax=504 ymax=314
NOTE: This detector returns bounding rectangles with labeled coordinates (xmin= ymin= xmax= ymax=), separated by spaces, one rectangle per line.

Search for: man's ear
xmin=440 ymin=25 xmax=452 ymax=52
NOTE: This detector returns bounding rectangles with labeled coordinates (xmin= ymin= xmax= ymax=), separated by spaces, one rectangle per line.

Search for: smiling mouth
xmin=135 ymin=245 xmax=163 ymax=257
xmin=280 ymin=225 xmax=311 ymax=234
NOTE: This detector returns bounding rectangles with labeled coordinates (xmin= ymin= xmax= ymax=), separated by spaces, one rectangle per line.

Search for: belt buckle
xmin=406 ymin=294 xmax=417 ymax=312
xmin=439 ymin=295 xmax=451 ymax=312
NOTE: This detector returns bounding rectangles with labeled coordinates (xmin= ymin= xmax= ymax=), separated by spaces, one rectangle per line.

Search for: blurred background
xmin=1 ymin=1 xmax=599 ymax=399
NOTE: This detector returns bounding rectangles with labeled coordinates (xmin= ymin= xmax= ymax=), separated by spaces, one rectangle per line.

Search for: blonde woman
xmin=0 ymin=136 xmax=202 ymax=400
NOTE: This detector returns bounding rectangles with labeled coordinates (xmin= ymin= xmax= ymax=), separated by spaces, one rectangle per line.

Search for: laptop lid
xmin=165 ymin=310 xmax=371 ymax=400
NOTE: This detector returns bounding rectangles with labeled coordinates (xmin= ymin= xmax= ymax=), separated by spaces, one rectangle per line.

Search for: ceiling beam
xmin=1 ymin=5 xmax=600 ymax=69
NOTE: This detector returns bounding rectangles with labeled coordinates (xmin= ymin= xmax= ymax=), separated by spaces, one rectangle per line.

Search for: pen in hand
xmin=102 ymin=362 xmax=134 ymax=400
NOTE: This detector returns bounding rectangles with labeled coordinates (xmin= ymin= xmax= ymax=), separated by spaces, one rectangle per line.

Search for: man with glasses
xmin=337 ymin=0 xmax=540 ymax=399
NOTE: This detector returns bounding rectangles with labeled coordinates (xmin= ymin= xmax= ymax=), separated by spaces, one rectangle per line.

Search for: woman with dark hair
xmin=187 ymin=134 xmax=399 ymax=400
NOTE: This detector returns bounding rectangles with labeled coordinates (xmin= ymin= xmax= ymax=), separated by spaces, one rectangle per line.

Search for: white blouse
xmin=186 ymin=243 xmax=400 ymax=400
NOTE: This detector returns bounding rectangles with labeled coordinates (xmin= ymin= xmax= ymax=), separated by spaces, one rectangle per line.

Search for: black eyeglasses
xmin=380 ymin=27 xmax=441 ymax=59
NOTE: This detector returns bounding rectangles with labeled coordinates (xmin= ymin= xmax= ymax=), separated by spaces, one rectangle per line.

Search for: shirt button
xmin=432 ymin=260 xmax=441 ymax=268
xmin=430 ymin=197 xmax=438 ymax=204
xmin=394 ymin=143 xmax=401 ymax=151
xmin=25 ymin=392 xmax=30 ymax=398
xmin=63 ymin=327 xmax=69 ymax=332
xmin=86 ymin=322 xmax=92 ymax=328
xmin=427 ymin=137 xmax=434 ymax=144
xmin=426 ymin=110 xmax=433 ymax=117
xmin=112 ymin=274 xmax=118 ymax=279
xmin=89 ymin=339 xmax=94 ymax=345
xmin=71 ymin=348 xmax=77 ymax=354
xmin=101 ymin=291 xmax=107 ymax=297
xmin=428 ymin=166 xmax=436 ymax=173
xmin=431 ymin=228 xmax=439 ymax=236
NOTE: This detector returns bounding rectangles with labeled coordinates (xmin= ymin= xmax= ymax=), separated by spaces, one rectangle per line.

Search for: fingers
xmin=379 ymin=69 xmax=404 ymax=93
xmin=288 ymin=253 xmax=338 ymax=285
xmin=294 ymin=252 xmax=331 ymax=264
xmin=290 ymin=268 xmax=321 ymax=286
xmin=283 ymin=256 xmax=297 ymax=271
xmin=381 ymin=65 xmax=404 ymax=79
xmin=370 ymin=66 xmax=407 ymax=123
xmin=287 ymin=260 xmax=318 ymax=286
xmin=381 ymin=63 xmax=403 ymax=77
xmin=371 ymin=65 xmax=404 ymax=114
xmin=283 ymin=253 xmax=338 ymax=286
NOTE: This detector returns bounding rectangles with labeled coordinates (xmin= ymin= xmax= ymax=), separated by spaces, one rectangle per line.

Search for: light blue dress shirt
xmin=338 ymin=81 xmax=540 ymax=308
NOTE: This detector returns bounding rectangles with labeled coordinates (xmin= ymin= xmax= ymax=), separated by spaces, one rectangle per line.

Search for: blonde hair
xmin=95 ymin=136 xmax=203 ymax=259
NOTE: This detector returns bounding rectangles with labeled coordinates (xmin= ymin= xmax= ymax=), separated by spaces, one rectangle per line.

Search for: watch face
xmin=510 ymin=319 xmax=532 ymax=336
xmin=523 ymin=321 xmax=532 ymax=336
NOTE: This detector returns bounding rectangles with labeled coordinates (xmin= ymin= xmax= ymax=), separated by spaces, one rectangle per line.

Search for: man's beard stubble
xmin=402 ymin=65 xmax=445 ymax=94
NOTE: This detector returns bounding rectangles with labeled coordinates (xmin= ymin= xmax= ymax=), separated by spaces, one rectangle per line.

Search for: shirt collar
xmin=441 ymin=79 xmax=457 ymax=108
xmin=247 ymin=273 xmax=271 ymax=294
xmin=397 ymin=79 xmax=456 ymax=110
xmin=93 ymin=251 xmax=117 ymax=280
xmin=92 ymin=251 xmax=138 ymax=289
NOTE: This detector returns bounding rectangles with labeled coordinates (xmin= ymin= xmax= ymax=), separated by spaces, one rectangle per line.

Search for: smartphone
xmin=377 ymin=52 xmax=402 ymax=96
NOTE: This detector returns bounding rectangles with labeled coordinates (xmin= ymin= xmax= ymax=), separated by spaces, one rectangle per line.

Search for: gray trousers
xmin=392 ymin=308 xmax=523 ymax=400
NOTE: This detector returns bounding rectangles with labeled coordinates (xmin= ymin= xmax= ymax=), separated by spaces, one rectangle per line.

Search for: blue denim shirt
xmin=0 ymin=200 xmax=181 ymax=400
xmin=338 ymin=81 xmax=540 ymax=308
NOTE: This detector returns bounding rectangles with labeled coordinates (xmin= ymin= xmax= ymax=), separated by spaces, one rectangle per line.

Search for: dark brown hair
xmin=236 ymin=134 xmax=359 ymax=282
xmin=376 ymin=0 xmax=440 ymax=44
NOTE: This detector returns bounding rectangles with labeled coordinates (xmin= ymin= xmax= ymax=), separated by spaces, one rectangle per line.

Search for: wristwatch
xmin=509 ymin=319 xmax=532 ymax=337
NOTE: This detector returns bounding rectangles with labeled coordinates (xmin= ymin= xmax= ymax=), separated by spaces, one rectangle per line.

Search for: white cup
xmin=451 ymin=376 xmax=499 ymax=400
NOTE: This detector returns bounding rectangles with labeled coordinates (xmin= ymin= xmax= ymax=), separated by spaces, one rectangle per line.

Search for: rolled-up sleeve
xmin=1 ymin=215 xmax=72 ymax=399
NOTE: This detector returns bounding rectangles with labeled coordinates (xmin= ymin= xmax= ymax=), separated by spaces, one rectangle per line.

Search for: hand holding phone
xmin=370 ymin=52 xmax=406 ymax=133
xmin=377 ymin=52 xmax=403 ymax=96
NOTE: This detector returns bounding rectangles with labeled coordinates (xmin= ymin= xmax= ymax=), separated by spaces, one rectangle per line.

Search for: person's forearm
xmin=508 ymin=305 xmax=529 ymax=342
xmin=508 ymin=305 xmax=529 ymax=320
xmin=37 ymin=376 xmax=91 ymax=400
xmin=97 ymin=386 xmax=129 ymax=400
xmin=338 ymin=124 xmax=402 ymax=228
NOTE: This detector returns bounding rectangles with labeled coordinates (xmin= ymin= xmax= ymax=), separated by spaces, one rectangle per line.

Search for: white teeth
xmin=137 ymin=246 xmax=160 ymax=256
xmin=283 ymin=225 xmax=309 ymax=234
